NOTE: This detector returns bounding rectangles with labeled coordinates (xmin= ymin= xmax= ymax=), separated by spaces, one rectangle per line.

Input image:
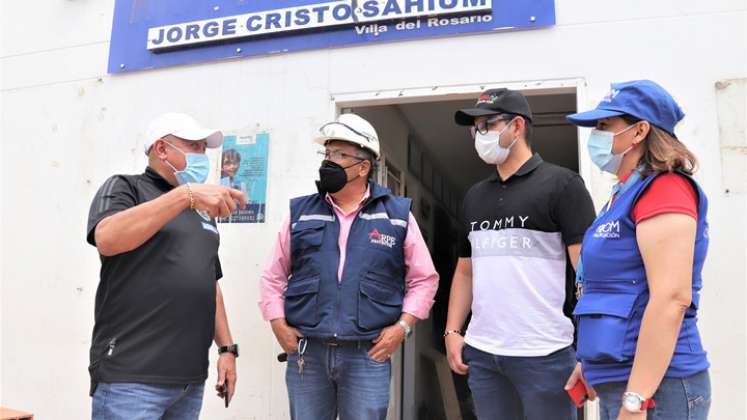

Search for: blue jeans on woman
xmin=91 ymin=382 xmax=205 ymax=420
xmin=594 ymin=369 xmax=711 ymax=420
xmin=463 ymin=343 xmax=577 ymax=420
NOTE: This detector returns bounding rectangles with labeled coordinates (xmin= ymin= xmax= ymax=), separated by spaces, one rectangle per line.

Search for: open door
xmin=338 ymin=80 xmax=597 ymax=420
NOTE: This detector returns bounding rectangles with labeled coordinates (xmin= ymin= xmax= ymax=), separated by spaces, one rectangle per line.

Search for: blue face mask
xmin=163 ymin=141 xmax=210 ymax=184
xmin=587 ymin=124 xmax=636 ymax=174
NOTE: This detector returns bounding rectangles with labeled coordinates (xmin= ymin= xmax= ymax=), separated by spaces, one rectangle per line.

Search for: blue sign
xmin=109 ymin=0 xmax=555 ymax=73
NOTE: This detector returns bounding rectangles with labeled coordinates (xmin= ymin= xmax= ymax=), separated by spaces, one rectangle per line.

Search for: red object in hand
xmin=642 ymin=399 xmax=656 ymax=410
xmin=567 ymin=380 xmax=589 ymax=408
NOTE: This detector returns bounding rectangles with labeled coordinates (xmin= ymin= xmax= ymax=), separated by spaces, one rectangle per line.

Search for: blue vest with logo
xmin=574 ymin=172 xmax=710 ymax=385
xmin=286 ymin=182 xmax=411 ymax=341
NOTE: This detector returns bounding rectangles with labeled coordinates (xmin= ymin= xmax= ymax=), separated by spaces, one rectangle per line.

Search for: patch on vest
xmin=201 ymin=222 xmax=219 ymax=235
xmin=594 ymin=220 xmax=621 ymax=239
xmin=369 ymin=228 xmax=396 ymax=248
xmin=195 ymin=209 xmax=211 ymax=221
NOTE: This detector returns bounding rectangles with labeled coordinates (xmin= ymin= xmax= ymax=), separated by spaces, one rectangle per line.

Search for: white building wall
xmin=1 ymin=1 xmax=745 ymax=419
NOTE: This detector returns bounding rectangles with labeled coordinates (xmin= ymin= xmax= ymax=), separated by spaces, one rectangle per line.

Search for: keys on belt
xmin=296 ymin=338 xmax=307 ymax=381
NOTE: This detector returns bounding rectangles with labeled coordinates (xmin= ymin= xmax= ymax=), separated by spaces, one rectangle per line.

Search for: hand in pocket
xmin=445 ymin=334 xmax=469 ymax=375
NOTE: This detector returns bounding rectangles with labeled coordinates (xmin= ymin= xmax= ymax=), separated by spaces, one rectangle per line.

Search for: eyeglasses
xmin=470 ymin=115 xmax=507 ymax=137
xmin=317 ymin=150 xmax=364 ymax=161
xmin=319 ymin=122 xmax=376 ymax=144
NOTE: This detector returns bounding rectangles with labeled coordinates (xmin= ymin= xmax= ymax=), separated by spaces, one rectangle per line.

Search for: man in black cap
xmin=443 ymin=89 xmax=596 ymax=419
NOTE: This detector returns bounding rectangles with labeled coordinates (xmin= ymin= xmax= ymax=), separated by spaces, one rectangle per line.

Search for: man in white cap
xmin=86 ymin=113 xmax=246 ymax=419
xmin=259 ymin=113 xmax=439 ymax=419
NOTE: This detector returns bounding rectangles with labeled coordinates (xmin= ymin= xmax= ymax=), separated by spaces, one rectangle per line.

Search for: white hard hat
xmin=144 ymin=112 xmax=223 ymax=155
xmin=313 ymin=113 xmax=380 ymax=158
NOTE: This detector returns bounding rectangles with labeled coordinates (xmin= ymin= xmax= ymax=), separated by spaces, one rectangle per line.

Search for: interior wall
xmin=526 ymin=94 xmax=579 ymax=173
xmin=355 ymin=105 xmax=448 ymax=420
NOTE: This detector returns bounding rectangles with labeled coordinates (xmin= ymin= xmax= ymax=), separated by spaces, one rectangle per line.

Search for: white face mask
xmin=474 ymin=119 xmax=518 ymax=165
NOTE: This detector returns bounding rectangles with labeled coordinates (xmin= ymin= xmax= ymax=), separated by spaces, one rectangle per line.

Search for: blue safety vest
xmin=286 ymin=182 xmax=411 ymax=340
xmin=574 ymin=171 xmax=709 ymax=385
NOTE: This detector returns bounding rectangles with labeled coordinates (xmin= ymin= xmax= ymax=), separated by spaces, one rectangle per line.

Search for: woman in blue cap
xmin=563 ymin=80 xmax=711 ymax=420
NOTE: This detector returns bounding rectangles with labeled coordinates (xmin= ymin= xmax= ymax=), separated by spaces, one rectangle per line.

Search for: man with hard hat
xmin=86 ymin=112 xmax=246 ymax=419
xmin=259 ymin=113 xmax=439 ymax=420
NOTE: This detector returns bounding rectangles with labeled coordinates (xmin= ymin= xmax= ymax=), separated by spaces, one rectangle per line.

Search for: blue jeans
xmin=595 ymin=369 xmax=711 ymax=420
xmin=463 ymin=344 xmax=577 ymax=420
xmin=286 ymin=339 xmax=391 ymax=420
xmin=91 ymin=382 xmax=205 ymax=420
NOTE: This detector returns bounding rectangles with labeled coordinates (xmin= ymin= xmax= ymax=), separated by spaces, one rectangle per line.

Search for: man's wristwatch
xmin=218 ymin=344 xmax=239 ymax=358
xmin=397 ymin=320 xmax=412 ymax=339
xmin=622 ymin=392 xmax=655 ymax=413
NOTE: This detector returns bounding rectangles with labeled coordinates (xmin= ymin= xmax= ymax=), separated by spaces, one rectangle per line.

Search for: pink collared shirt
xmin=259 ymin=188 xmax=438 ymax=321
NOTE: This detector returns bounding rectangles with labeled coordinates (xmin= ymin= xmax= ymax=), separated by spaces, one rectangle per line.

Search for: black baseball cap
xmin=455 ymin=88 xmax=533 ymax=126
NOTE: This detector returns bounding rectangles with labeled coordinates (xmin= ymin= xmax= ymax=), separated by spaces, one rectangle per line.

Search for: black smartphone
xmin=220 ymin=382 xmax=229 ymax=408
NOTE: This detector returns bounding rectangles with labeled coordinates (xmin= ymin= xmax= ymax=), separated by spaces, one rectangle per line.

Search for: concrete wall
xmin=1 ymin=1 xmax=745 ymax=419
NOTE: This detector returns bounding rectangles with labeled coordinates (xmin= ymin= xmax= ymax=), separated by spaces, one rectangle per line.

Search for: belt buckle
xmin=326 ymin=337 xmax=339 ymax=347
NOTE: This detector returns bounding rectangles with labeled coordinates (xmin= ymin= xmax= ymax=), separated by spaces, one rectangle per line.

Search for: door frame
xmin=331 ymin=77 xmax=597 ymax=420
xmin=333 ymin=78 xmax=592 ymax=190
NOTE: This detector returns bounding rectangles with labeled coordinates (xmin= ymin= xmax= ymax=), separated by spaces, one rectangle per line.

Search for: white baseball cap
xmin=143 ymin=112 xmax=223 ymax=155
xmin=313 ymin=113 xmax=380 ymax=158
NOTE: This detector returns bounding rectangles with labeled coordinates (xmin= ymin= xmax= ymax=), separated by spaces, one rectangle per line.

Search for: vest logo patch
xmin=201 ymin=222 xmax=219 ymax=235
xmin=195 ymin=209 xmax=211 ymax=221
xmin=369 ymin=228 xmax=396 ymax=248
xmin=594 ymin=220 xmax=621 ymax=239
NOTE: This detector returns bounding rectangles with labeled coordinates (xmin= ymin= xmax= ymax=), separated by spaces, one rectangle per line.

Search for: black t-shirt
xmin=86 ymin=167 xmax=222 ymax=389
xmin=458 ymin=154 xmax=596 ymax=353
xmin=459 ymin=154 xmax=595 ymax=256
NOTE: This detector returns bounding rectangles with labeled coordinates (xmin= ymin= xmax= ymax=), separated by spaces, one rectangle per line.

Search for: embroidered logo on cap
xmin=602 ymin=89 xmax=621 ymax=103
xmin=476 ymin=93 xmax=499 ymax=105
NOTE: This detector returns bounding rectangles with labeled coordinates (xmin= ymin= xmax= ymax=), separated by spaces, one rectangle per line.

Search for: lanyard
xmin=575 ymin=169 xmax=644 ymax=294
xmin=602 ymin=170 xmax=643 ymax=214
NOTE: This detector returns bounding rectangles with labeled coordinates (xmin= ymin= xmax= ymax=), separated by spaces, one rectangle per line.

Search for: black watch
xmin=218 ymin=344 xmax=239 ymax=358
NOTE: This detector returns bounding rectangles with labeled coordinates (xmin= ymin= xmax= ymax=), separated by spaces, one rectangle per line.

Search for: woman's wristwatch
xmin=622 ymin=392 xmax=655 ymax=413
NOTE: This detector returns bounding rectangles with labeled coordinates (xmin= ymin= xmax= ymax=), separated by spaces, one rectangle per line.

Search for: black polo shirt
xmin=459 ymin=154 xmax=596 ymax=357
xmin=86 ymin=167 xmax=222 ymax=391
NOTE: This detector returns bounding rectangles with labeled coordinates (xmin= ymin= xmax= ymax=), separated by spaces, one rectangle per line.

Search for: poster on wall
xmin=218 ymin=131 xmax=269 ymax=223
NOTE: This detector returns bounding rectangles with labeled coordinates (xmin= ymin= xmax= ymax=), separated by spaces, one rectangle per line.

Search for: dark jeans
xmin=463 ymin=344 xmax=577 ymax=420
xmin=595 ymin=369 xmax=711 ymax=420
xmin=286 ymin=339 xmax=391 ymax=420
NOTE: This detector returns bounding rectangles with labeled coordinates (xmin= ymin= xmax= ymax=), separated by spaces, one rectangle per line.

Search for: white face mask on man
xmin=474 ymin=119 xmax=518 ymax=165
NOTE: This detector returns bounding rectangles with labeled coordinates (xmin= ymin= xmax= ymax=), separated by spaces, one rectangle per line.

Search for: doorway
xmin=337 ymin=82 xmax=588 ymax=420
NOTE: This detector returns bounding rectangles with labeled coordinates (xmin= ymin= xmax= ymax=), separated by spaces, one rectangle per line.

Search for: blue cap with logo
xmin=566 ymin=80 xmax=685 ymax=137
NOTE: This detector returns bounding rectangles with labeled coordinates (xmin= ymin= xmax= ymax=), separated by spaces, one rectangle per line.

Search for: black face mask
xmin=317 ymin=160 xmax=362 ymax=194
